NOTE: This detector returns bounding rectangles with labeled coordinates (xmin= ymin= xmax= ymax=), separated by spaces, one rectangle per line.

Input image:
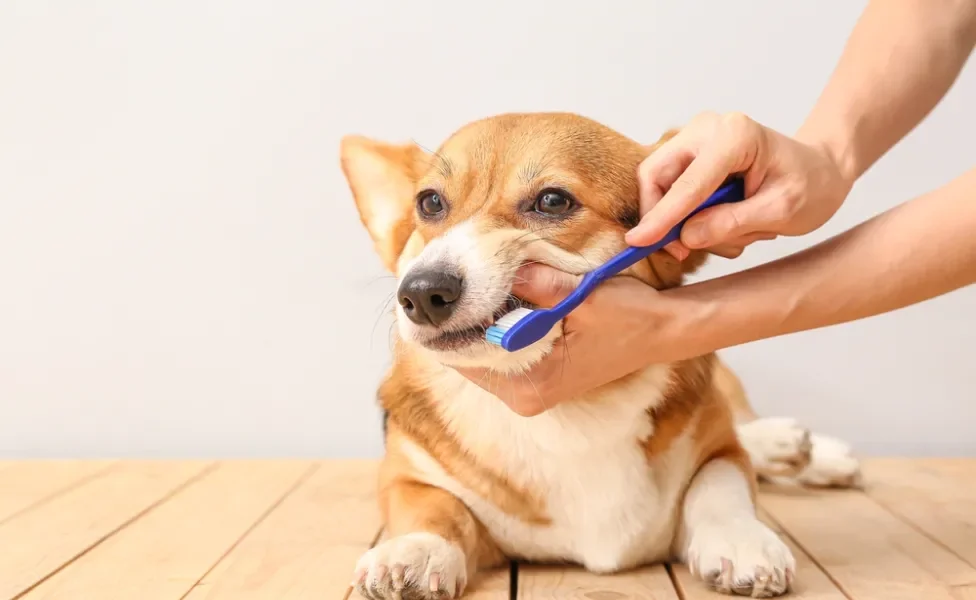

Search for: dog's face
xmin=340 ymin=113 xmax=706 ymax=371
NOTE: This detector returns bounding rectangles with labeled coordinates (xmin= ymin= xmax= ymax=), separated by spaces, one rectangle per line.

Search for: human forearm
xmin=797 ymin=0 xmax=976 ymax=182
xmin=669 ymin=166 xmax=976 ymax=354
xmin=467 ymin=168 xmax=973 ymax=411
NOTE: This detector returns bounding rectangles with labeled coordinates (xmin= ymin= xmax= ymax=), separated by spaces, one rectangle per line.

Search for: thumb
xmin=510 ymin=264 xmax=582 ymax=308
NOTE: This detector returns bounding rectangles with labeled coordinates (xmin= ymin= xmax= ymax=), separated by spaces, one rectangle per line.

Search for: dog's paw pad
xmin=688 ymin=518 xmax=795 ymax=597
xmin=353 ymin=532 xmax=467 ymax=599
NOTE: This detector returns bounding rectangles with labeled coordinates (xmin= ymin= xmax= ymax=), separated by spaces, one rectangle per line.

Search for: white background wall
xmin=1 ymin=1 xmax=974 ymax=458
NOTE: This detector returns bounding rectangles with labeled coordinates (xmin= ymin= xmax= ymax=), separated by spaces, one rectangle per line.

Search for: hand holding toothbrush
xmin=455 ymin=263 xmax=694 ymax=416
xmin=626 ymin=111 xmax=855 ymax=261
xmin=455 ymin=0 xmax=976 ymax=414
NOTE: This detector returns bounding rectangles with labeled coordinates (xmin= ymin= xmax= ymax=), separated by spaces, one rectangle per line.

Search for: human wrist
xmin=795 ymin=119 xmax=862 ymax=188
xmin=649 ymin=285 xmax=727 ymax=362
xmin=662 ymin=262 xmax=808 ymax=357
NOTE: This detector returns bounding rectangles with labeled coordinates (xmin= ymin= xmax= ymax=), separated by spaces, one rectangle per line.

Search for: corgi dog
xmin=339 ymin=112 xmax=861 ymax=599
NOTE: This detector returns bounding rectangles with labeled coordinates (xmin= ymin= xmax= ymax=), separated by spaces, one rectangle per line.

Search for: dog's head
xmin=340 ymin=112 xmax=708 ymax=371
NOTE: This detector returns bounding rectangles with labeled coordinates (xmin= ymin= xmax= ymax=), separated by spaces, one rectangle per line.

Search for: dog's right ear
xmin=339 ymin=135 xmax=429 ymax=273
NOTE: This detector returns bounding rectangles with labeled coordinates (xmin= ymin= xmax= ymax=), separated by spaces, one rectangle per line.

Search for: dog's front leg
xmin=676 ymin=456 xmax=796 ymax=597
xmin=353 ymin=479 xmax=502 ymax=600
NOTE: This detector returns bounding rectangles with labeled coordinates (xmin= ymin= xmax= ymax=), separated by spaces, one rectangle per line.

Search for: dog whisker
xmin=361 ymin=274 xmax=397 ymax=288
xmin=522 ymin=370 xmax=550 ymax=414
xmin=475 ymin=368 xmax=495 ymax=390
xmin=369 ymin=291 xmax=399 ymax=354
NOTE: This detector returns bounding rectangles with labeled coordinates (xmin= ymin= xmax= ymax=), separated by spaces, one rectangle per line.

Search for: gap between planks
xmin=184 ymin=459 xmax=384 ymax=600
xmin=0 ymin=461 xmax=216 ymax=600
xmin=0 ymin=460 xmax=118 ymax=526
xmin=1 ymin=459 xmax=974 ymax=600
xmin=16 ymin=461 xmax=314 ymax=600
xmin=759 ymin=460 xmax=976 ymax=600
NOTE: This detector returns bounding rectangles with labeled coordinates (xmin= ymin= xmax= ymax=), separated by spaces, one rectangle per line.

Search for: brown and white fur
xmin=339 ymin=112 xmax=861 ymax=599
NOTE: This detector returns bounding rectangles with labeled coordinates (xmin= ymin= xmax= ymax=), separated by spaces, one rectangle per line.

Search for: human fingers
xmin=627 ymin=113 xmax=764 ymax=248
xmin=636 ymin=130 xmax=701 ymax=259
xmin=679 ymin=183 xmax=792 ymax=249
xmin=452 ymin=366 xmax=550 ymax=416
xmin=636 ymin=111 xmax=720 ymax=219
xmin=510 ymin=263 xmax=582 ymax=308
xmin=705 ymin=231 xmax=778 ymax=259
xmin=491 ymin=374 xmax=551 ymax=417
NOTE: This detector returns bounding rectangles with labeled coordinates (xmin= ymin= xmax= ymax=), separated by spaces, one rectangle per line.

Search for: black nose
xmin=397 ymin=270 xmax=463 ymax=326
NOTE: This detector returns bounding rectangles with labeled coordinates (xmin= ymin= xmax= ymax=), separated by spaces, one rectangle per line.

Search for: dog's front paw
xmin=352 ymin=532 xmax=468 ymax=600
xmin=796 ymin=433 xmax=863 ymax=489
xmin=687 ymin=518 xmax=795 ymax=597
xmin=737 ymin=417 xmax=813 ymax=478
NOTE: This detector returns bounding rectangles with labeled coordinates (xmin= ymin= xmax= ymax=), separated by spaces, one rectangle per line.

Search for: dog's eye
xmin=533 ymin=189 xmax=574 ymax=216
xmin=417 ymin=191 xmax=446 ymax=217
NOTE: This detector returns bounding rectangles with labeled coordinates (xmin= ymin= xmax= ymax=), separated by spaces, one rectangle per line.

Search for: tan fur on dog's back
xmin=338 ymin=112 xmax=853 ymax=598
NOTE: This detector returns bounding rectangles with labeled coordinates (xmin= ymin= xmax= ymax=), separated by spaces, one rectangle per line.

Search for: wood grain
xmin=760 ymin=482 xmax=976 ymax=599
xmin=758 ymin=509 xmax=849 ymax=600
xmin=517 ymin=564 xmax=679 ymax=600
xmin=19 ymin=461 xmax=312 ymax=600
xmin=0 ymin=458 xmax=972 ymax=600
xmin=465 ymin=564 xmax=514 ymax=600
xmin=0 ymin=460 xmax=211 ymax=599
xmin=864 ymin=459 xmax=976 ymax=569
xmin=0 ymin=460 xmax=115 ymax=523
xmin=183 ymin=460 xmax=383 ymax=600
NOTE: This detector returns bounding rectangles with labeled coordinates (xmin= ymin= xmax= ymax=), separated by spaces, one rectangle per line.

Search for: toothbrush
xmin=485 ymin=176 xmax=746 ymax=352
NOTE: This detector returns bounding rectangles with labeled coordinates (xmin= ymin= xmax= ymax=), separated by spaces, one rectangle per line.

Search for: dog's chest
xmin=484 ymin=433 xmax=687 ymax=572
xmin=412 ymin=368 xmax=693 ymax=572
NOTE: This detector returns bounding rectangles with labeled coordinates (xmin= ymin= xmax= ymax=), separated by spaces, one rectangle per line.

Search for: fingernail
xmin=682 ymin=223 xmax=706 ymax=247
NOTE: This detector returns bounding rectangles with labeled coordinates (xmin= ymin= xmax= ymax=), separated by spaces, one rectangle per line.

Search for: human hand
xmin=627 ymin=111 xmax=856 ymax=260
xmin=454 ymin=264 xmax=702 ymax=417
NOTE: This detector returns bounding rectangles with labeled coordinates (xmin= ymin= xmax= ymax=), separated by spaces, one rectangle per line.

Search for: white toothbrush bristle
xmin=493 ymin=307 xmax=534 ymax=329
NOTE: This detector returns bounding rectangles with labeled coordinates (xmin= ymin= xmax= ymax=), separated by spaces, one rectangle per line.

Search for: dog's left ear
xmin=339 ymin=135 xmax=429 ymax=273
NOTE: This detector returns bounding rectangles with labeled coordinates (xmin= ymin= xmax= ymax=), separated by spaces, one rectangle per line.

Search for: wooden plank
xmin=0 ymin=460 xmax=211 ymax=600
xmin=466 ymin=565 xmax=513 ymax=599
xmin=0 ymin=460 xmax=115 ymax=523
xmin=864 ymin=459 xmax=976 ymax=569
xmin=758 ymin=509 xmax=848 ymax=600
xmin=668 ymin=509 xmax=847 ymax=599
xmin=20 ymin=461 xmax=313 ymax=600
xmin=761 ymin=483 xmax=976 ymax=600
xmin=1 ymin=458 xmax=970 ymax=599
xmin=183 ymin=460 xmax=383 ymax=600
xmin=517 ymin=564 xmax=679 ymax=599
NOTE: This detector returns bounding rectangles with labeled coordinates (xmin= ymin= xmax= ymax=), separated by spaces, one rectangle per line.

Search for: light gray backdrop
xmin=1 ymin=1 xmax=973 ymax=457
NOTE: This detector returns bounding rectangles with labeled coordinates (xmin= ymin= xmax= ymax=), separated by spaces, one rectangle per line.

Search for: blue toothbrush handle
xmin=577 ymin=176 xmax=746 ymax=293
xmin=491 ymin=176 xmax=748 ymax=352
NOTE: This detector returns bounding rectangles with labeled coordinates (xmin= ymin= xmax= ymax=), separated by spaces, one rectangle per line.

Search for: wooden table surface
xmin=0 ymin=458 xmax=973 ymax=599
